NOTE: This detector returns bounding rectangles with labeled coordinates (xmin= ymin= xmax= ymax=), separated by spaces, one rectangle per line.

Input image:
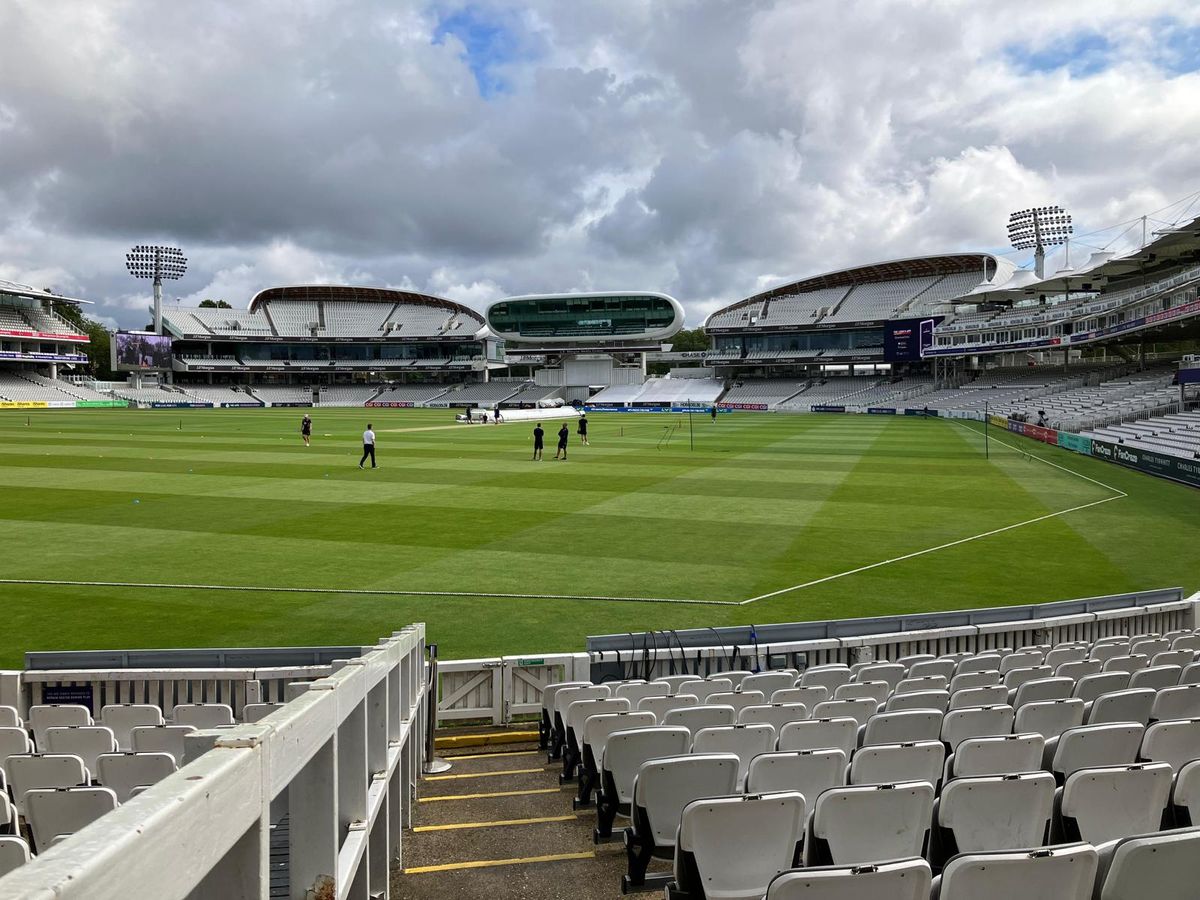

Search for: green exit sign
xmin=518 ymin=658 xmax=545 ymax=666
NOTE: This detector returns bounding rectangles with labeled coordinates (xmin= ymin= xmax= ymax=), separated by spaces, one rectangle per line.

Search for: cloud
xmin=1 ymin=0 xmax=1199 ymax=330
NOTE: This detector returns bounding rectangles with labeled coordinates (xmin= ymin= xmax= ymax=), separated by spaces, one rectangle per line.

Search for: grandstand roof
xmin=0 ymin=279 xmax=92 ymax=305
xmin=248 ymin=284 xmax=483 ymax=324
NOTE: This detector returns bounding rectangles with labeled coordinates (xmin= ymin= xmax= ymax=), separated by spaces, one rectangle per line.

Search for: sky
xmin=2 ymin=1 xmax=1200 ymax=329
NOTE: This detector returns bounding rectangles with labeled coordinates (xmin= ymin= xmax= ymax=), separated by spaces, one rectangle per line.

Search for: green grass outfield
xmin=0 ymin=407 xmax=1197 ymax=666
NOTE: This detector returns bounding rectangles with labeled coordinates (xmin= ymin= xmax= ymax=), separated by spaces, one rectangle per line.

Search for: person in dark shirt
xmin=532 ymin=423 xmax=544 ymax=461
xmin=577 ymin=414 xmax=589 ymax=445
xmin=711 ymin=406 xmax=718 ymax=422
xmin=300 ymin=414 xmax=312 ymax=446
xmin=555 ymin=423 xmax=569 ymax=460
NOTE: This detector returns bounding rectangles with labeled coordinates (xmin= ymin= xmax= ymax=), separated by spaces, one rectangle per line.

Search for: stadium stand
xmin=1084 ymin=410 xmax=1200 ymax=460
xmin=173 ymin=384 xmax=263 ymax=405
xmin=0 ymin=372 xmax=109 ymax=402
xmin=245 ymin=384 xmax=316 ymax=405
xmin=441 ymin=381 xmax=529 ymax=406
xmin=368 ymin=383 xmax=456 ymax=404
xmin=589 ymin=377 xmax=723 ymax=407
xmin=719 ymin=378 xmax=808 ymax=407
xmin=316 ymin=384 xmax=384 ymax=406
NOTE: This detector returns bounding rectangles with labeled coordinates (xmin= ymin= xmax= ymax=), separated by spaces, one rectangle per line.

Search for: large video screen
xmin=884 ymin=317 xmax=938 ymax=362
xmin=113 ymin=331 xmax=173 ymax=371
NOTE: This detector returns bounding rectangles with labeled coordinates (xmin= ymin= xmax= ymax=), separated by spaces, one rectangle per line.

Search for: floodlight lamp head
xmin=125 ymin=244 xmax=188 ymax=281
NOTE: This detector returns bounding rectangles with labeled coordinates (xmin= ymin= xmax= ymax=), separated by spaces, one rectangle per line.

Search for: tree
xmin=667 ymin=327 xmax=710 ymax=352
xmin=198 ymin=299 xmax=232 ymax=308
xmin=52 ymin=302 xmax=116 ymax=379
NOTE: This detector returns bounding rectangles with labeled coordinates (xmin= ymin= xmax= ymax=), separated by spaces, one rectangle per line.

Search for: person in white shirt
xmin=359 ymin=423 xmax=377 ymax=469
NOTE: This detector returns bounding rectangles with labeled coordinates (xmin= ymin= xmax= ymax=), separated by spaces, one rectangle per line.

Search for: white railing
xmin=0 ymin=624 xmax=427 ymax=900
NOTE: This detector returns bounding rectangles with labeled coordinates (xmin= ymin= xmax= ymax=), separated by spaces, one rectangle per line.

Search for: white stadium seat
xmin=948 ymin=686 xmax=1007 ymax=710
xmin=671 ymin=791 xmax=806 ymax=900
xmin=638 ymin=693 xmax=697 ymax=723
xmin=1000 ymin=650 xmax=1045 ymax=673
xmin=96 ymin=751 xmax=178 ymax=802
xmin=801 ymin=666 xmax=852 ymax=693
xmin=1050 ymin=723 xmax=1144 ymax=782
xmin=130 ymin=724 xmax=196 ymax=766
xmin=1057 ymin=762 xmax=1172 ymax=844
xmin=933 ymin=772 xmax=1054 ymax=861
xmin=946 ymin=732 xmax=1044 ymax=779
xmin=1151 ymin=684 xmax=1200 ymax=722
xmin=540 ymin=681 xmax=590 ymax=747
xmin=594 ymin=726 xmax=690 ymax=841
xmin=1150 ymin=650 xmax=1193 ymax=669
xmin=1014 ymin=698 xmax=1085 ymax=741
xmin=717 ymin=671 xmax=754 ymax=690
xmin=677 ymin=678 xmax=733 ymax=703
xmin=1073 ymin=672 xmax=1130 ymax=704
xmin=43 ymin=726 xmax=117 ymax=774
xmin=746 ymin=748 xmax=846 ymax=798
xmin=0 ymin=835 xmax=30 ymax=879
xmin=887 ymin=690 xmax=951 ymax=713
xmin=812 ymin=698 xmax=878 ymax=729
xmin=99 ymin=704 xmax=164 ymax=751
xmin=932 ymin=843 xmax=1098 ymax=900
xmin=1093 ymin=826 xmax=1200 ymax=900
xmin=0 ymin=707 xmax=21 ymax=729
xmin=563 ymin=697 xmax=630 ymax=778
xmin=1129 ymin=665 xmax=1182 ymax=691
xmin=1103 ymin=655 xmax=1149 ymax=675
xmin=1085 ymin=689 xmax=1154 ymax=726
xmin=805 ymin=781 xmax=935 ymax=866
xmin=742 ymin=672 xmax=800 ymax=699
xmin=738 ymin=702 xmax=809 ymax=731
xmin=833 ymin=681 xmax=889 ymax=705
xmin=692 ymin=723 xmax=777 ymax=783
xmin=1055 ymin=659 xmax=1102 ymax=681
xmin=1172 ymin=759 xmax=1200 ymax=826
xmin=615 ymin=681 xmax=670 ymax=706
xmin=652 ymin=676 xmax=697 ymax=693
xmin=575 ymin=711 xmax=654 ymax=807
xmin=895 ymin=675 xmax=949 ymax=695
xmin=1045 ymin=646 xmax=1087 ymax=670
xmin=706 ymin=690 xmax=766 ymax=715
xmin=955 ymin=655 xmax=1002 ymax=676
xmin=861 ymin=710 xmax=942 ymax=747
xmin=940 ymin=705 xmax=1015 ymax=753
xmin=772 ymin=686 xmax=829 ymax=708
xmin=853 ymin=663 xmax=905 ymax=692
xmin=766 ymin=857 xmax=932 ymax=900
xmin=6 ymin=754 xmax=89 ymax=816
xmin=949 ymin=671 xmax=1001 ymax=693
xmin=0 ymin=725 xmax=34 ymax=762
xmin=24 ymin=786 xmax=117 ymax=852
xmin=909 ymin=659 xmax=956 ymax=680
xmin=172 ymin=703 xmax=234 ymax=730
xmin=1012 ymin=677 xmax=1073 ymax=708
xmin=28 ymin=704 xmax=92 ymax=750
xmin=848 ymin=740 xmax=944 ymax=787
xmin=662 ymin=705 xmax=736 ymax=744
xmin=778 ymin=718 xmax=859 ymax=758
xmin=1138 ymin=718 xmax=1200 ymax=770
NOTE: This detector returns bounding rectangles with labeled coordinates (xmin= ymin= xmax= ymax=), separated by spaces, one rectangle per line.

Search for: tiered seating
xmin=316 ymin=385 xmax=383 ymax=406
xmin=16 ymin=306 xmax=84 ymax=336
xmin=246 ymin=385 xmax=314 ymax=405
xmin=822 ymin=277 xmax=940 ymax=324
xmin=262 ymin=300 xmax=320 ymax=336
xmin=447 ymin=381 xmax=531 ymax=406
xmin=0 ymin=372 xmax=85 ymax=402
xmin=759 ymin=288 xmax=848 ymax=326
xmin=319 ymin=301 xmax=391 ymax=336
xmin=1085 ymin=410 xmax=1200 ymax=460
xmin=381 ymin=304 xmax=454 ymax=337
xmin=777 ymin=378 xmax=884 ymax=410
xmin=0 ymin=307 xmax=31 ymax=331
xmin=183 ymin=308 xmax=274 ymax=335
xmin=720 ymin=379 xmax=808 ymax=407
xmin=539 ymin=626 xmax=1200 ymax=896
xmin=174 ymin=385 xmax=262 ymax=405
xmin=369 ymin=383 xmax=456 ymax=404
xmin=501 ymin=384 xmax=562 ymax=406
xmin=108 ymin=385 xmax=197 ymax=404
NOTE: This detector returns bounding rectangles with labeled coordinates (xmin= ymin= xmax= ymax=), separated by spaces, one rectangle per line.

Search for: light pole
xmin=126 ymin=245 xmax=187 ymax=335
xmin=1007 ymin=206 xmax=1072 ymax=280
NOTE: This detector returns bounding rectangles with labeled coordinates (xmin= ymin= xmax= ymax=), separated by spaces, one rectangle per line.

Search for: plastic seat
xmin=677 ymin=678 xmax=733 ymax=704
xmin=805 ymin=781 xmax=934 ymax=866
xmin=172 ymin=703 xmax=234 ymax=730
xmin=95 ymin=751 xmax=178 ymax=803
xmin=1093 ymin=826 xmax=1200 ymax=900
xmin=1130 ymin=665 xmax=1182 ymax=691
xmin=716 ymin=671 xmax=754 ymax=690
xmin=624 ymin=753 xmax=741 ymax=890
xmin=772 ymin=686 xmax=829 ymax=708
xmin=852 ymin=663 xmax=905 ymax=692
xmin=0 ymin=706 xmax=19 ymax=729
xmin=1171 ymin=759 xmax=1200 ymax=826
xmin=860 ymin=710 xmax=943 ymax=747
xmin=948 ymin=686 xmax=1007 ymax=710
xmin=662 ymin=705 xmax=736 ymax=744
xmin=946 ymin=733 xmax=1043 ymax=778
xmin=1055 ymin=659 xmax=1102 ymax=682
xmin=671 ymin=792 xmax=806 ymax=900
xmin=242 ymin=702 xmax=285 ymax=723
xmin=955 ymin=655 xmax=1001 ymax=676
xmin=1131 ymin=638 xmax=1170 ymax=659
xmin=1138 ymin=718 xmax=1200 ymax=770
xmin=594 ymin=726 xmax=690 ymax=842
xmin=551 ymin=685 xmax=609 ymax=759
xmin=1002 ymin=666 xmax=1052 ymax=695
xmin=887 ymin=690 xmax=950 ymax=714
xmin=931 ymin=843 xmax=1098 ymax=900
xmin=1180 ymin=662 xmax=1200 ymax=685
xmin=1045 ymin=646 xmax=1087 ymax=670
xmin=539 ymin=680 xmax=590 ymax=749
xmin=1170 ymin=634 xmax=1200 ymax=653
xmin=1150 ymin=651 xmax=1193 ymax=670
xmin=765 ymin=857 xmax=931 ymax=899
xmin=800 ymin=666 xmax=851 ymax=693
xmin=692 ymin=724 xmax=777 ymax=783
xmin=812 ymin=699 xmax=878 ymax=729
xmin=1090 ymin=643 xmax=1131 ymax=664
xmin=940 ymin=705 xmax=1015 ymax=753
xmin=1050 ymin=723 xmax=1144 ymax=782
xmin=563 ymin=697 xmax=630 ymax=779
xmin=575 ymin=710 xmax=654 ymax=807
xmin=895 ymin=675 xmax=948 ymax=695
xmin=1057 ymin=762 xmax=1172 ymax=844
xmin=130 ymin=724 xmax=196 ymax=767
xmin=1072 ymin=671 xmax=1130 ymax=704
xmin=746 ymin=749 xmax=846 ymax=798
xmin=0 ymin=725 xmax=34 ymax=763
xmin=833 ymin=681 xmax=888 ymax=705
xmin=848 ymin=740 xmax=944 ymax=787
xmin=638 ymin=693 xmax=697 ymax=723
xmin=28 ymin=704 xmax=92 ymax=751
xmin=897 ymin=654 xmax=936 ymax=671
xmin=615 ymin=681 xmax=670 ymax=707
xmin=24 ymin=786 xmax=117 ymax=852
xmin=908 ymin=659 xmax=956 ymax=681
xmin=1012 ymin=677 xmax=1073 ymax=709
xmin=650 ymin=676 xmax=695 ymax=693
xmin=933 ymin=772 xmax=1054 ymax=863
xmin=1151 ymin=684 xmax=1200 ymax=722
xmin=1103 ymin=655 xmax=1149 ymax=674
xmin=1000 ymin=650 xmax=1045 ymax=674
xmin=0 ymin=835 xmax=30 ymax=878
xmin=738 ymin=703 xmax=808 ymax=732
xmin=741 ymin=672 xmax=800 ymax=699
xmin=778 ymin=718 xmax=858 ymax=758
xmin=99 ymin=704 xmax=164 ymax=752
xmin=707 ymin=691 xmax=766 ymax=716
xmin=1014 ymin=699 xmax=1085 ymax=742
xmin=6 ymin=754 xmax=89 ymax=816
xmin=948 ymin=671 xmax=1001 ymax=693
xmin=1085 ymin=688 xmax=1154 ymax=726
xmin=43 ymin=726 xmax=117 ymax=774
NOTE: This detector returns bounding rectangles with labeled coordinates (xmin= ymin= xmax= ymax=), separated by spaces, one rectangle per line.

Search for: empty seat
xmin=1103 ymin=655 xmax=1149 ymax=674
xmin=833 ymin=681 xmax=889 ymax=705
xmin=1045 ymin=646 xmax=1087 ymax=670
xmin=1086 ymin=689 xmax=1154 ymax=726
xmin=28 ymin=705 xmax=92 ymax=750
xmin=1055 ymin=659 xmax=1102 ymax=681
xmin=940 ymin=705 xmax=1015 ymax=753
xmin=778 ymin=718 xmax=859 ymax=758
xmin=948 ymin=686 xmax=1007 ymax=710
xmin=624 ymin=753 xmax=741 ymax=889
xmin=1092 ymin=826 xmax=1200 ymax=900
xmin=909 ymin=659 xmax=956 ymax=680
xmin=956 ymin=654 xmax=1002 ymax=676
xmin=1150 ymin=650 xmax=1193 ymax=670
xmin=707 ymin=691 xmax=766 ymax=715
xmin=0 ymin=725 xmax=34 ymax=763
xmin=1012 ymin=677 xmax=1073 ymax=709
xmin=1050 ymin=723 xmax=1144 ymax=781
xmin=766 ymin=857 xmax=931 ymax=899
xmin=896 ymin=675 xmax=949 ymax=695
xmin=24 ymin=786 xmax=117 ymax=851
xmin=849 ymin=740 xmax=944 ymax=786
xmin=772 ymin=686 xmax=829 ymax=707
xmin=1003 ymin=666 xmax=1053 ymax=695
xmin=933 ymin=772 xmax=1054 ymax=862
xmin=6 ymin=754 xmax=88 ymax=815
xmin=1057 ymin=762 xmax=1172 ymax=844
xmin=662 ymin=705 xmax=736 ymax=744
xmin=1171 ymin=635 xmax=1200 ymax=653
xmin=742 ymin=672 xmax=799 ymax=699
xmin=575 ymin=711 xmax=654 ymax=807
xmin=539 ymin=680 xmax=590 ymax=748
xmin=1014 ymin=699 xmax=1085 ymax=742
xmin=1000 ymin=650 xmax=1045 ymax=673
xmin=898 ymin=654 xmax=936 ymax=670
xmin=172 ymin=703 xmax=234 ymax=730
xmin=746 ymin=749 xmax=846 ymax=798
xmin=594 ymin=726 xmax=690 ymax=841
xmin=95 ymin=751 xmax=177 ymax=803
xmin=1172 ymin=759 xmax=1200 ymax=826
xmin=932 ymin=843 xmax=1098 ymax=900
xmin=805 ymin=781 xmax=934 ymax=866
xmin=99 ymin=704 xmax=164 ymax=752
xmin=615 ymin=681 xmax=670 ymax=707
xmin=1139 ymin=718 xmax=1200 ymax=770
xmin=801 ymin=666 xmax=851 ymax=693
xmin=1180 ymin=662 xmax=1200 ymax=685
xmin=551 ymin=685 xmax=609 ymax=758
xmin=693 ymin=724 xmax=777 ymax=783
xmin=563 ymin=697 xmax=630 ymax=779
xmin=716 ymin=671 xmax=754 ymax=690
xmin=947 ymin=733 xmax=1044 ymax=778
xmin=1130 ymin=665 xmax=1183 ymax=691
xmin=653 ymin=676 xmax=698 ymax=693
xmin=130 ymin=725 xmax=196 ymax=766
xmin=1090 ymin=643 xmax=1131 ymax=664
xmin=671 ymin=792 xmax=806 ymax=900
xmin=0 ymin=707 xmax=21 ymax=729
xmin=739 ymin=703 xmax=809 ymax=731
xmin=638 ymin=693 xmax=697 ymax=723
xmin=949 ymin=671 xmax=1001 ymax=693
xmin=812 ymin=699 xmax=878 ymax=729
xmin=853 ymin=663 xmax=905 ymax=691
xmin=677 ymin=678 xmax=733 ymax=703
xmin=886 ymin=689 xmax=950 ymax=714
xmin=860 ymin=710 xmax=943 ymax=747
xmin=242 ymin=703 xmax=285 ymax=723
xmin=0 ymin=835 xmax=30 ymax=878
xmin=1073 ymin=672 xmax=1130 ymax=704
xmin=43 ymin=726 xmax=117 ymax=774
xmin=1131 ymin=638 xmax=1170 ymax=659
xmin=1151 ymin=684 xmax=1200 ymax=722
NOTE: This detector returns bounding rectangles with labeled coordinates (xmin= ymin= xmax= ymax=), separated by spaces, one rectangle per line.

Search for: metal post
xmin=153 ymin=276 xmax=163 ymax=336
xmin=422 ymin=643 xmax=451 ymax=774
xmin=688 ymin=400 xmax=694 ymax=451
xmin=984 ymin=401 xmax=990 ymax=460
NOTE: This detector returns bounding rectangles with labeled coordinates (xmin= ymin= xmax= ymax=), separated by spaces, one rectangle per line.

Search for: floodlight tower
xmin=1007 ymin=206 xmax=1072 ymax=279
xmin=126 ymin=245 xmax=187 ymax=334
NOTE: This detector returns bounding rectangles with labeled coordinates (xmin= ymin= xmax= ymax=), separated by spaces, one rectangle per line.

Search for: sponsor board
xmin=867 ymin=407 xmax=897 ymax=415
xmin=811 ymin=405 xmax=846 ymax=413
xmin=75 ymin=400 xmax=128 ymax=408
xmin=150 ymin=402 xmax=214 ymax=408
xmin=41 ymin=685 xmax=94 ymax=713
xmin=988 ymin=414 xmax=1008 ymax=428
xmin=1024 ymin=423 xmax=1058 ymax=445
xmin=583 ymin=405 xmax=669 ymax=413
xmin=268 ymin=402 xmax=313 ymax=408
xmin=904 ymin=408 xmax=940 ymax=416
xmin=1057 ymin=432 xmax=1092 ymax=454
xmin=1088 ymin=439 xmax=1200 ymax=488
xmin=366 ymin=400 xmax=415 ymax=408
xmin=221 ymin=402 xmax=263 ymax=408
xmin=1007 ymin=420 xmax=1026 ymax=435
xmin=0 ymin=401 xmax=49 ymax=409
xmin=0 ymin=328 xmax=88 ymax=342
xmin=719 ymin=402 xmax=768 ymax=411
